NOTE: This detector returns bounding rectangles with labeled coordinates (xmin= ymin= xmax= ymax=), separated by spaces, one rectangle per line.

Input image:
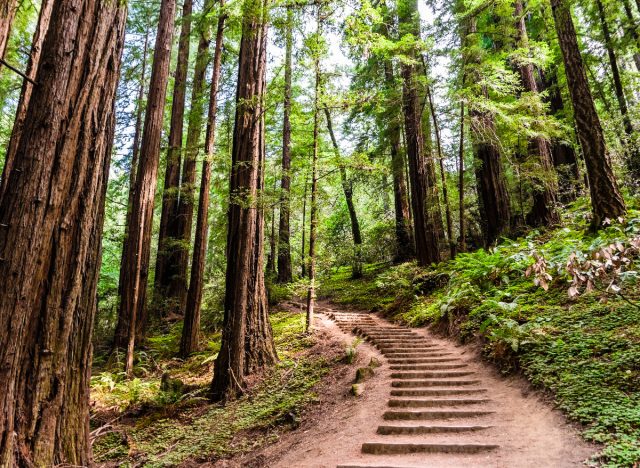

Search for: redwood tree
xmin=550 ymin=0 xmax=626 ymax=225
xmin=115 ymin=0 xmax=176 ymax=375
xmin=0 ymin=0 xmax=17 ymax=62
xmin=154 ymin=0 xmax=193 ymax=312
xmin=211 ymin=0 xmax=277 ymax=401
xmin=0 ymin=0 xmax=52 ymax=200
xmin=181 ymin=0 xmax=227 ymax=357
xmin=594 ymin=0 xmax=640 ymax=185
xmin=277 ymin=2 xmax=294 ymax=283
xmin=514 ymin=0 xmax=559 ymax=227
xmin=466 ymin=18 xmax=512 ymax=245
xmin=398 ymin=0 xmax=441 ymax=266
xmin=0 ymin=0 xmax=126 ymax=464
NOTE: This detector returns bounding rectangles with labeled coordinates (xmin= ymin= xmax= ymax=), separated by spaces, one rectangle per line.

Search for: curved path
xmin=248 ymin=303 xmax=596 ymax=468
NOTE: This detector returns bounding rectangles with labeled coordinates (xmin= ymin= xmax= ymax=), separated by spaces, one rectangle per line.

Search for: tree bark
xmin=514 ymin=0 xmax=559 ymax=227
xmin=210 ymin=0 xmax=277 ymax=401
xmin=306 ymin=8 xmax=321 ymax=332
xmin=113 ymin=31 xmax=150 ymax=350
xmin=266 ymin=177 xmax=278 ymax=274
xmin=154 ymin=0 xmax=193 ymax=313
xmin=0 ymin=0 xmax=16 ymax=63
xmin=379 ymin=7 xmax=413 ymax=263
xmin=116 ymin=0 xmax=176 ymax=375
xmin=594 ymin=0 xmax=640 ymax=185
xmin=277 ymin=3 xmax=294 ymax=283
xmin=181 ymin=0 xmax=226 ymax=358
xmin=621 ymin=0 xmax=640 ymax=71
xmin=0 ymin=0 xmax=52 ymax=201
xmin=538 ymin=67 xmax=581 ymax=201
xmin=324 ymin=108 xmax=363 ymax=278
xmin=426 ymin=83 xmax=455 ymax=257
xmin=300 ymin=171 xmax=308 ymax=278
xmin=465 ymin=18 xmax=512 ymax=245
xmin=550 ymin=0 xmax=625 ymax=225
xmin=398 ymin=0 xmax=441 ymax=267
xmin=172 ymin=13 xmax=212 ymax=313
xmin=0 ymin=0 xmax=126 ymax=464
xmin=457 ymin=99 xmax=466 ymax=253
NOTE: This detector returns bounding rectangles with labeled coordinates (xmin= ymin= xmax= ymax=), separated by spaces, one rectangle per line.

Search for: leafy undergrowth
xmin=91 ymin=311 xmax=332 ymax=467
xmin=319 ymin=198 xmax=640 ymax=467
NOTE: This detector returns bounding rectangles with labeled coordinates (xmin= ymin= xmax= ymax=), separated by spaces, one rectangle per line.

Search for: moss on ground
xmin=91 ymin=311 xmax=332 ymax=466
xmin=319 ymin=201 xmax=640 ymax=466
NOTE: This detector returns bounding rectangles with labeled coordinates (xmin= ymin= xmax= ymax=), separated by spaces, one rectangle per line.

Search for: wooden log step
xmin=361 ymin=442 xmax=499 ymax=454
xmin=390 ymin=388 xmax=488 ymax=397
xmin=376 ymin=424 xmax=492 ymax=435
xmin=391 ymin=371 xmax=475 ymax=379
xmin=391 ymin=379 xmax=481 ymax=388
xmin=383 ymin=410 xmax=494 ymax=420
xmin=387 ymin=398 xmax=490 ymax=408
xmin=389 ymin=364 xmax=468 ymax=371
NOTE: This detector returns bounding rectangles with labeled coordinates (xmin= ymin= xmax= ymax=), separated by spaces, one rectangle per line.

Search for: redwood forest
xmin=0 ymin=0 xmax=639 ymax=465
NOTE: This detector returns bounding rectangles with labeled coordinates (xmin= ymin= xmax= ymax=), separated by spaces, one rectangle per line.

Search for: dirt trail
xmin=240 ymin=302 xmax=596 ymax=468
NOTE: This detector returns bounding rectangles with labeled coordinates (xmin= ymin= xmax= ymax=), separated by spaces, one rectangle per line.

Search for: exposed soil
xmin=222 ymin=301 xmax=597 ymax=468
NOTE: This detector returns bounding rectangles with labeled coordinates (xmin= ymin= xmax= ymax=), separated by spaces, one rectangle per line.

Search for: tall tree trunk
xmin=538 ymin=67 xmax=581 ymax=201
xmin=457 ymin=99 xmax=466 ymax=253
xmin=306 ymin=8 xmax=321 ymax=332
xmin=0 ymin=0 xmax=16 ymax=62
xmin=0 ymin=0 xmax=52 ymax=200
xmin=426 ymin=83 xmax=455 ymax=257
xmin=181 ymin=0 xmax=226 ymax=358
xmin=621 ymin=0 xmax=640 ymax=71
xmin=113 ymin=31 xmax=150 ymax=350
xmin=172 ymin=15 xmax=212 ymax=313
xmin=594 ymin=0 xmax=640 ymax=185
xmin=465 ymin=18 xmax=512 ymax=246
xmin=210 ymin=0 xmax=277 ymax=401
xmin=277 ymin=3 xmax=294 ymax=283
xmin=154 ymin=0 xmax=193 ymax=313
xmin=379 ymin=8 xmax=413 ymax=263
xmin=300 ymin=171 xmax=308 ymax=278
xmin=116 ymin=0 xmax=176 ymax=376
xmin=324 ymin=108 xmax=363 ymax=278
xmin=398 ymin=0 xmax=441 ymax=267
xmin=266 ymin=177 xmax=277 ymax=274
xmin=0 ymin=0 xmax=126 ymax=464
xmin=550 ymin=0 xmax=626 ymax=225
xmin=514 ymin=0 xmax=560 ymax=227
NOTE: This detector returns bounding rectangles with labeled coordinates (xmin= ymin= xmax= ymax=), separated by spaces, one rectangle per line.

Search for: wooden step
xmin=390 ymin=388 xmax=488 ymax=397
xmin=383 ymin=410 xmax=494 ymax=420
xmin=387 ymin=358 xmax=460 ymax=364
xmin=388 ymin=398 xmax=490 ymax=408
xmin=391 ymin=371 xmax=475 ymax=379
xmin=361 ymin=442 xmax=499 ymax=454
xmin=392 ymin=379 xmax=481 ymax=388
xmin=389 ymin=364 xmax=468 ymax=370
xmin=376 ymin=424 xmax=492 ymax=435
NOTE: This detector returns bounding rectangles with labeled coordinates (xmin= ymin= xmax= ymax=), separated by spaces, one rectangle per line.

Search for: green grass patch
xmin=92 ymin=310 xmax=332 ymax=466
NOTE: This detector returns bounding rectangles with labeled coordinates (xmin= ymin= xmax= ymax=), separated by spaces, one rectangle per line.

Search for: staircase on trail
xmin=324 ymin=308 xmax=500 ymax=468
